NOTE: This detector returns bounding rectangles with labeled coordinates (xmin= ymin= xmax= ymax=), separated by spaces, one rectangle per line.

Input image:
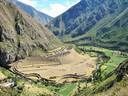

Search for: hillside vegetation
xmin=48 ymin=0 xmax=128 ymax=52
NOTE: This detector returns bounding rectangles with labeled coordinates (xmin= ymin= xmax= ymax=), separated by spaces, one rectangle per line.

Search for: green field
xmin=59 ymin=83 xmax=77 ymax=96
xmin=78 ymin=46 xmax=128 ymax=78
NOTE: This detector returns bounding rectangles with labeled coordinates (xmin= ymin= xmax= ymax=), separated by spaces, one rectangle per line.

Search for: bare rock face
xmin=0 ymin=0 xmax=62 ymax=66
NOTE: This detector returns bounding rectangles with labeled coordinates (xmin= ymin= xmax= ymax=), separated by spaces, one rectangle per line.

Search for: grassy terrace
xmin=10 ymin=46 xmax=94 ymax=96
xmin=78 ymin=46 xmax=128 ymax=78
xmin=0 ymin=67 xmax=57 ymax=96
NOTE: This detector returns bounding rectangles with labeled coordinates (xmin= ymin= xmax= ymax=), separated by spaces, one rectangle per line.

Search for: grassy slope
xmin=95 ymin=76 xmax=128 ymax=96
xmin=78 ymin=46 xmax=127 ymax=78
xmin=64 ymin=15 xmax=116 ymax=42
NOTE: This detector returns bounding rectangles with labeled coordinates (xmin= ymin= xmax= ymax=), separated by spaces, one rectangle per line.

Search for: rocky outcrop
xmin=0 ymin=0 xmax=62 ymax=66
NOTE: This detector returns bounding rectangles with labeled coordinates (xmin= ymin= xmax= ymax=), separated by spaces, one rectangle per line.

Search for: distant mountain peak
xmin=9 ymin=0 xmax=53 ymax=25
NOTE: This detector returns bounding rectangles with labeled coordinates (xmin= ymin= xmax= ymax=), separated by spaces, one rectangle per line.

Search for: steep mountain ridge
xmin=0 ymin=0 xmax=62 ymax=66
xmin=10 ymin=0 xmax=53 ymax=25
xmin=48 ymin=0 xmax=128 ymax=51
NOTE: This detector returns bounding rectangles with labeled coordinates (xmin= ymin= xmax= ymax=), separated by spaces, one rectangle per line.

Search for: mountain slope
xmin=10 ymin=0 xmax=53 ymax=25
xmin=0 ymin=0 xmax=62 ymax=66
xmin=48 ymin=0 xmax=128 ymax=51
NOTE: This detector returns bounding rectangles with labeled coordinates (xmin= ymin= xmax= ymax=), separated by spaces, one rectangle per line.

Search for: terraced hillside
xmin=0 ymin=67 xmax=58 ymax=96
xmin=48 ymin=0 xmax=128 ymax=51
xmin=4 ymin=46 xmax=128 ymax=96
xmin=0 ymin=0 xmax=62 ymax=66
xmin=10 ymin=47 xmax=97 ymax=83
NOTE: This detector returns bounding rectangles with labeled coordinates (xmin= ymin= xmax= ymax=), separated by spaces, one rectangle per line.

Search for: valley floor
xmin=0 ymin=46 xmax=128 ymax=96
